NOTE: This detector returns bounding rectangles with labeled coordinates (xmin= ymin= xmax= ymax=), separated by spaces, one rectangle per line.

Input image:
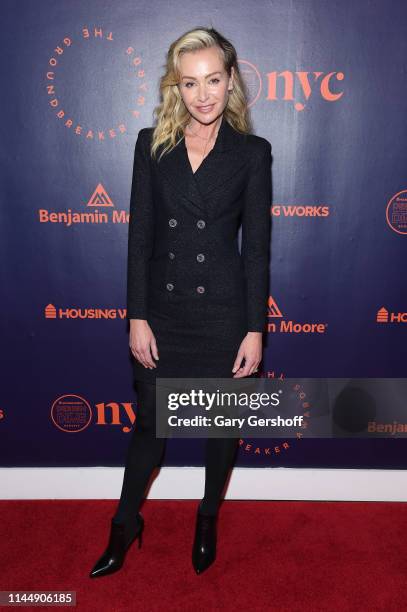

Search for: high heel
xmin=89 ymin=512 xmax=144 ymax=578
xmin=192 ymin=502 xmax=218 ymax=574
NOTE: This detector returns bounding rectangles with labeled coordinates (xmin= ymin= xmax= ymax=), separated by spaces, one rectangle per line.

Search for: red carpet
xmin=0 ymin=499 xmax=406 ymax=611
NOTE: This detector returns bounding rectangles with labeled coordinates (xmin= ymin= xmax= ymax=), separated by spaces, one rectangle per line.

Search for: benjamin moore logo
xmin=376 ymin=307 xmax=407 ymax=324
xmin=271 ymin=205 xmax=330 ymax=217
xmin=239 ymin=59 xmax=344 ymax=112
xmin=38 ymin=183 xmax=129 ymax=226
xmin=45 ymin=26 xmax=150 ymax=140
xmin=386 ymin=189 xmax=407 ymax=235
xmin=88 ymin=183 xmax=114 ymax=207
xmin=45 ymin=304 xmax=127 ymax=319
xmin=267 ymin=296 xmax=328 ymax=334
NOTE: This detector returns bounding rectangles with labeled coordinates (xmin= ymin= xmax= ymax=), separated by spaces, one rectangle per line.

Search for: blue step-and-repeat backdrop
xmin=1 ymin=0 xmax=405 ymax=467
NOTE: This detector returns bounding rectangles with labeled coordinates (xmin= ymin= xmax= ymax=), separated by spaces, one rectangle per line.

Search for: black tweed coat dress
xmin=126 ymin=113 xmax=272 ymax=383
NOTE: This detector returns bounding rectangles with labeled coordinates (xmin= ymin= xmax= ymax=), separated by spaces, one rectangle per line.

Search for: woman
xmin=90 ymin=26 xmax=272 ymax=577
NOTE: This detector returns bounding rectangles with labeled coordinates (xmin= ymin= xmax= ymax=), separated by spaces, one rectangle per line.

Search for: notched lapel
xmin=154 ymin=115 xmax=249 ymax=216
xmin=155 ymin=136 xmax=206 ymax=214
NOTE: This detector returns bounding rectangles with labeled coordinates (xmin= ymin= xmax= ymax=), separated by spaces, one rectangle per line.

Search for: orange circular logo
xmin=386 ymin=189 xmax=407 ymax=235
xmin=51 ymin=394 xmax=92 ymax=433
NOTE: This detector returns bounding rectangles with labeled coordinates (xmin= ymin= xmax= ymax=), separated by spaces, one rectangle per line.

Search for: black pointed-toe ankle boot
xmin=192 ymin=503 xmax=218 ymax=575
xmin=89 ymin=513 xmax=144 ymax=578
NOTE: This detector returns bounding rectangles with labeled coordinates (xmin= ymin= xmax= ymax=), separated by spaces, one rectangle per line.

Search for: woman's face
xmin=177 ymin=46 xmax=234 ymax=124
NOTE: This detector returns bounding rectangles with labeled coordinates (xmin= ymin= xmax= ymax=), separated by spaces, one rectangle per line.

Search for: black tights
xmin=113 ymin=380 xmax=239 ymax=526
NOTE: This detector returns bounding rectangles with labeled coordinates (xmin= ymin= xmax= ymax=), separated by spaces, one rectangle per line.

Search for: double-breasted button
xmin=196 ymin=219 xmax=206 ymax=229
xmin=168 ymin=251 xmax=175 ymax=259
xmin=166 ymin=282 xmax=174 ymax=291
xmin=169 ymin=218 xmax=177 ymax=227
xmin=196 ymin=286 xmax=205 ymax=294
xmin=196 ymin=253 xmax=205 ymax=262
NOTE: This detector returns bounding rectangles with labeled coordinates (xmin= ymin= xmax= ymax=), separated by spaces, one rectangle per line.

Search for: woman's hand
xmin=232 ymin=332 xmax=263 ymax=378
xmin=129 ymin=319 xmax=159 ymax=369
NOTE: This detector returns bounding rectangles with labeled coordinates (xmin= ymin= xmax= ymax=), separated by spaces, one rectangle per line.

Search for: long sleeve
xmin=126 ymin=129 xmax=155 ymax=320
xmin=241 ymin=141 xmax=272 ymax=332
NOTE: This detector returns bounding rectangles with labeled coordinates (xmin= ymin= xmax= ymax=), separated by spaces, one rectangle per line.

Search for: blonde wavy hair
xmin=150 ymin=26 xmax=252 ymax=161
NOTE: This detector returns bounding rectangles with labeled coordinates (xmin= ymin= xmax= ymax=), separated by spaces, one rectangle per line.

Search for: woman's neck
xmin=185 ymin=114 xmax=222 ymax=140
